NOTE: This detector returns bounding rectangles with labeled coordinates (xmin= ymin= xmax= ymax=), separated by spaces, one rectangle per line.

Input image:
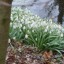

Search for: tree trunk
xmin=58 ymin=6 xmax=63 ymax=24
xmin=0 ymin=0 xmax=12 ymax=64
xmin=56 ymin=0 xmax=64 ymax=24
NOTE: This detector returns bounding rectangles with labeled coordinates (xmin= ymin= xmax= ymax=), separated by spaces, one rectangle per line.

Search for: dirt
xmin=6 ymin=40 xmax=64 ymax=64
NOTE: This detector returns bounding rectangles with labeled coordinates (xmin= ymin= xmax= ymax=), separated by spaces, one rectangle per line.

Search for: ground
xmin=6 ymin=39 xmax=64 ymax=64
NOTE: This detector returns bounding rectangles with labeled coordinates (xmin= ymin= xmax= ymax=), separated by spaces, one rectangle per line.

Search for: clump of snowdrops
xmin=10 ymin=7 xmax=64 ymax=54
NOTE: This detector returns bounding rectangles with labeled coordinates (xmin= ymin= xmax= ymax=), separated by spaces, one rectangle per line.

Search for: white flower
xmin=44 ymin=26 xmax=49 ymax=32
xmin=32 ymin=30 xmax=34 ymax=32
xmin=20 ymin=29 xmax=21 ymax=31
xmin=53 ymin=25 xmax=57 ymax=29
xmin=49 ymin=19 xmax=52 ymax=24
xmin=23 ymin=26 xmax=26 ymax=30
xmin=21 ymin=19 xmax=24 ymax=22
xmin=10 ymin=23 xmax=12 ymax=26
xmin=35 ymin=38 xmax=37 ymax=41
xmin=61 ymin=29 xmax=64 ymax=32
xmin=60 ymin=33 xmax=63 ymax=37
xmin=8 ymin=39 xmax=11 ymax=43
xmin=25 ymin=34 xmax=28 ymax=38
xmin=57 ymin=30 xmax=60 ymax=34
xmin=13 ymin=25 xmax=17 ymax=29
xmin=44 ymin=29 xmax=47 ymax=32
xmin=19 ymin=24 xmax=22 ymax=27
xmin=46 ymin=26 xmax=49 ymax=29
xmin=6 ymin=56 xmax=9 ymax=60
xmin=49 ymin=31 xmax=52 ymax=34
xmin=13 ymin=37 xmax=16 ymax=40
xmin=22 ymin=16 xmax=25 ymax=19
xmin=41 ymin=21 xmax=46 ymax=26
xmin=58 ymin=25 xmax=62 ymax=29
xmin=15 ymin=16 xmax=18 ymax=21
xmin=27 ymin=30 xmax=30 ymax=33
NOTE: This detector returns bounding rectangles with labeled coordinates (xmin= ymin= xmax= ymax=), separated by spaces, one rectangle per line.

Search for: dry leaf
xmin=43 ymin=51 xmax=53 ymax=59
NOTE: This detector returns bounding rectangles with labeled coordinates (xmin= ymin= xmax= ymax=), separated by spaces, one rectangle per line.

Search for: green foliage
xmin=25 ymin=26 xmax=64 ymax=52
xmin=10 ymin=7 xmax=64 ymax=53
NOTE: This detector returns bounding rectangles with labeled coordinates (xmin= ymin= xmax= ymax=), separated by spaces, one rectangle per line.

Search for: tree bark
xmin=58 ymin=7 xmax=63 ymax=24
xmin=0 ymin=0 xmax=12 ymax=64
xmin=56 ymin=0 xmax=64 ymax=24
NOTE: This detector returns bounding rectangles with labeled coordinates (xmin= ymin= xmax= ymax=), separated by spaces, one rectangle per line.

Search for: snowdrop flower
xmin=8 ymin=39 xmax=11 ymax=43
xmin=31 ymin=22 xmax=35 ymax=27
xmin=38 ymin=19 xmax=42 ymax=21
xmin=6 ymin=55 xmax=9 ymax=60
xmin=57 ymin=30 xmax=60 ymax=34
xmin=45 ymin=26 xmax=49 ymax=31
xmin=21 ymin=19 xmax=24 ymax=22
xmin=26 ymin=21 xmax=30 ymax=24
xmin=32 ymin=30 xmax=34 ymax=32
xmin=19 ymin=24 xmax=22 ymax=27
xmin=20 ymin=29 xmax=21 ymax=31
xmin=44 ymin=29 xmax=47 ymax=32
xmin=23 ymin=26 xmax=26 ymax=30
xmin=42 ymin=21 xmax=47 ymax=26
xmin=49 ymin=31 xmax=52 ymax=34
xmin=35 ymin=38 xmax=37 ymax=41
xmin=15 ymin=16 xmax=18 ymax=21
xmin=25 ymin=18 xmax=28 ymax=21
xmin=35 ymin=15 xmax=38 ymax=17
xmin=61 ymin=29 xmax=64 ymax=32
xmin=43 ymin=21 xmax=46 ymax=23
xmin=13 ymin=37 xmax=16 ymax=40
xmin=11 ymin=17 xmax=13 ymax=21
xmin=58 ymin=25 xmax=62 ymax=29
xmin=53 ymin=24 xmax=57 ymax=29
xmin=31 ymin=20 xmax=34 ymax=23
xmin=10 ymin=23 xmax=12 ymax=26
xmin=22 ymin=16 xmax=25 ymax=19
xmin=13 ymin=25 xmax=17 ymax=29
xmin=27 ymin=30 xmax=30 ymax=33
xmin=25 ymin=34 xmax=28 ymax=39
xmin=60 ymin=33 xmax=63 ymax=37
xmin=49 ymin=19 xmax=52 ymax=24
